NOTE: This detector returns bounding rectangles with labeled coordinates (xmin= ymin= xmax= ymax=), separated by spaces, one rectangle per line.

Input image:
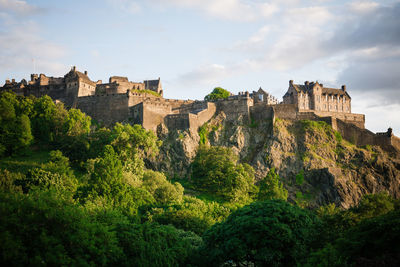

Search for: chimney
xmin=289 ymin=80 xmax=294 ymax=86
xmin=11 ymin=79 xmax=15 ymax=83
xmin=320 ymin=84 xmax=323 ymax=87
xmin=342 ymin=85 xmax=346 ymax=91
xmin=5 ymin=79 xmax=10 ymax=84
xmin=84 ymin=71 xmax=88 ymax=75
xmin=72 ymin=66 xmax=76 ymax=72
xmin=305 ymin=81 xmax=309 ymax=86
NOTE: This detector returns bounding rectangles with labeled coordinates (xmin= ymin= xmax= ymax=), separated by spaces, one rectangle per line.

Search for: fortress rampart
xmin=1 ymin=69 xmax=398 ymax=154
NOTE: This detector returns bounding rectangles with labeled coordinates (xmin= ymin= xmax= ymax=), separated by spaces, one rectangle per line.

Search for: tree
xmin=110 ymin=123 xmax=161 ymax=175
xmin=150 ymin=196 xmax=231 ymax=235
xmin=191 ymin=145 xmax=256 ymax=201
xmin=258 ymin=168 xmax=288 ymax=201
xmin=0 ymin=93 xmax=33 ymax=156
xmin=204 ymin=87 xmax=231 ymax=101
xmin=199 ymin=200 xmax=321 ymax=266
xmin=142 ymin=170 xmax=184 ymax=205
xmin=0 ymin=190 xmax=123 ymax=266
xmin=116 ymin=222 xmax=202 ymax=267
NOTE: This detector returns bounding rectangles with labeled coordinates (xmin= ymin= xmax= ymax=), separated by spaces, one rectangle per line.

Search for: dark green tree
xmin=0 ymin=92 xmax=33 ymax=156
xmin=199 ymin=200 xmax=320 ymax=266
xmin=191 ymin=145 xmax=256 ymax=201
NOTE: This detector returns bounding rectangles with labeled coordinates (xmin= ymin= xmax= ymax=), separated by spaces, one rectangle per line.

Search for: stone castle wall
xmin=76 ymin=93 xmax=130 ymax=126
xmin=215 ymin=96 xmax=253 ymax=121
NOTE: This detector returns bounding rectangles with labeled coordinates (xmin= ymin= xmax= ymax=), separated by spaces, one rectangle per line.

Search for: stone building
xmin=2 ymin=67 xmax=398 ymax=153
xmin=95 ymin=76 xmax=163 ymax=96
xmin=283 ymin=80 xmax=351 ymax=113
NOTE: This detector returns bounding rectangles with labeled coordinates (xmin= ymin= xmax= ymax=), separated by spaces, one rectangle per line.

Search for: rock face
xmin=154 ymin=113 xmax=400 ymax=208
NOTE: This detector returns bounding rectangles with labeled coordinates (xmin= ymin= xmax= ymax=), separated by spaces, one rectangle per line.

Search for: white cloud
xmin=0 ymin=0 xmax=43 ymax=15
xmin=177 ymin=64 xmax=230 ymax=86
xmin=349 ymin=1 xmax=379 ymax=14
xmin=130 ymin=0 xmax=279 ymax=21
xmin=0 ymin=6 xmax=67 ymax=78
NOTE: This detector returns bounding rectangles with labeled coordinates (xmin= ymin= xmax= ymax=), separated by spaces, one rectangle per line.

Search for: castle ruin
xmin=1 ymin=66 xmax=399 ymax=154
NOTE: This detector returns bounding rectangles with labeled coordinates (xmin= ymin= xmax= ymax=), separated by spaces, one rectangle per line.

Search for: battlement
xmin=1 ymin=68 xmax=398 ymax=154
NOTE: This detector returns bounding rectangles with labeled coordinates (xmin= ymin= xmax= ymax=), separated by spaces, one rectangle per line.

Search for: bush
xmin=258 ymin=168 xmax=288 ymax=201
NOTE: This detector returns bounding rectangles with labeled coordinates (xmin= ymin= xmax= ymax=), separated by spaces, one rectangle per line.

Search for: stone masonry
xmin=1 ymin=68 xmax=399 ymax=153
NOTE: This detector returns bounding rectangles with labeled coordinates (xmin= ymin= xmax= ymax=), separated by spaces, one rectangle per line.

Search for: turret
xmin=31 ymin=74 xmax=38 ymax=81
xmin=342 ymin=85 xmax=346 ymax=91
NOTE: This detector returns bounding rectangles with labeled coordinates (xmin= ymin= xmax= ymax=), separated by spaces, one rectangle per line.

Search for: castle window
xmin=325 ymin=95 xmax=328 ymax=101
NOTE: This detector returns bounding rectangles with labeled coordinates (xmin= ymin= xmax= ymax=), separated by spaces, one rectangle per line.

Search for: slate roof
xmin=144 ymin=79 xmax=160 ymax=90
xmin=292 ymin=82 xmax=350 ymax=98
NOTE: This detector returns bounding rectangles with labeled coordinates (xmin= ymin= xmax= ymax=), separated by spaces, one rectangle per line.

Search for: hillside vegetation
xmin=1 ymin=91 xmax=399 ymax=266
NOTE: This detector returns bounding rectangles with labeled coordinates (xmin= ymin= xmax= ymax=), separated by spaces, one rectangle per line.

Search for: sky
xmin=0 ymin=0 xmax=399 ymax=134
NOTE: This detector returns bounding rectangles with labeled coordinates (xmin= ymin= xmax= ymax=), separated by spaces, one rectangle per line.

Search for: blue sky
xmin=0 ymin=0 xmax=399 ymax=133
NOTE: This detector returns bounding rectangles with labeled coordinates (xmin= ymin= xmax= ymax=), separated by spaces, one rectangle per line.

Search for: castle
xmin=2 ymin=67 xmax=399 ymax=154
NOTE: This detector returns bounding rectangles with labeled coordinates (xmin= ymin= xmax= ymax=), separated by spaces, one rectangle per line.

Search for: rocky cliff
xmin=153 ymin=112 xmax=400 ymax=208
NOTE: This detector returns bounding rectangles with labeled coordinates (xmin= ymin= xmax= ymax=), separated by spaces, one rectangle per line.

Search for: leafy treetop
xmin=204 ymin=87 xmax=231 ymax=101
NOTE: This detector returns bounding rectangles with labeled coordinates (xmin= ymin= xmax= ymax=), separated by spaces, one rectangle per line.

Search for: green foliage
xmin=191 ymin=145 xmax=256 ymax=201
xmin=116 ymin=222 xmax=202 ymax=267
xmin=30 ymin=95 xmax=61 ymax=143
xmin=296 ymin=169 xmax=305 ymax=185
xmin=63 ymin=108 xmax=91 ymax=136
xmin=0 ymin=92 xmax=33 ymax=156
xmin=335 ymin=208 xmax=400 ymax=263
xmin=110 ymin=123 xmax=161 ymax=174
xmin=301 ymin=120 xmax=332 ymax=136
xmin=0 ymin=190 xmax=201 ymax=266
xmin=258 ymin=168 xmax=288 ymax=201
xmin=249 ymin=117 xmax=259 ymax=128
xmin=198 ymin=123 xmax=209 ymax=145
xmin=310 ymin=206 xmax=400 ymax=266
xmin=0 ymin=169 xmax=23 ymax=193
xmin=316 ymin=192 xmax=398 ymax=247
xmin=334 ymin=131 xmax=343 ymax=143
xmin=0 ymin=190 xmax=123 ymax=266
xmin=351 ymin=192 xmax=396 ymax=219
xmin=204 ymin=87 xmax=231 ymax=101
xmin=199 ymin=200 xmax=321 ymax=266
xmin=131 ymin=89 xmax=161 ymax=97
xmin=149 ymin=196 xmax=231 ymax=235
xmin=142 ymin=170 xmax=184 ymax=205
